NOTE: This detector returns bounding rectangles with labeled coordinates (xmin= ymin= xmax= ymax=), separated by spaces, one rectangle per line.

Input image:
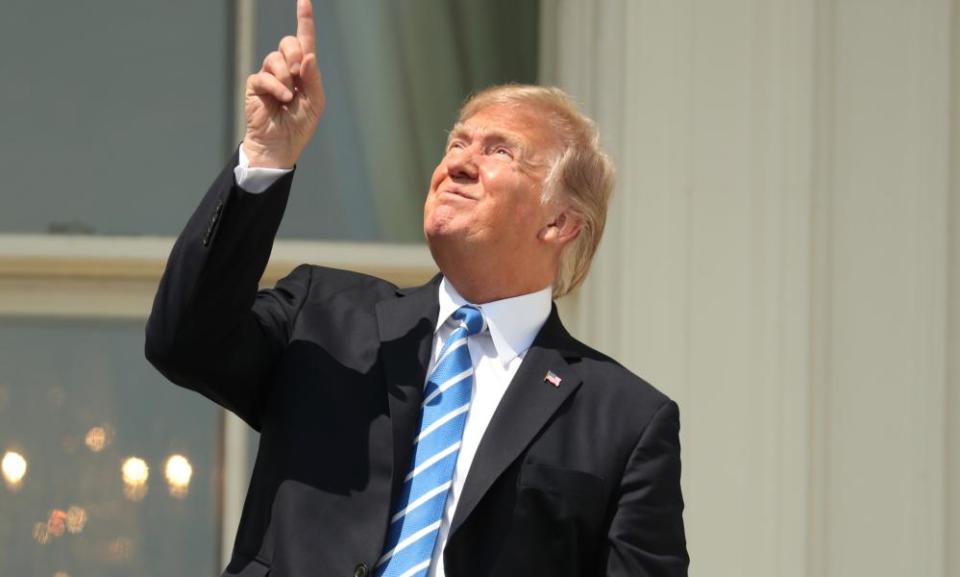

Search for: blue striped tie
xmin=375 ymin=305 xmax=485 ymax=577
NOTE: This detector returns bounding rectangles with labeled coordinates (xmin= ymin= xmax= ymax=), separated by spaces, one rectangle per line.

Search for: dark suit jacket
xmin=145 ymin=152 xmax=689 ymax=577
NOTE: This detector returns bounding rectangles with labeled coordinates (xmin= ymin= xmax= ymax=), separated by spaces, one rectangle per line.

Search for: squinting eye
xmin=494 ymin=147 xmax=513 ymax=158
xmin=448 ymin=141 xmax=465 ymax=150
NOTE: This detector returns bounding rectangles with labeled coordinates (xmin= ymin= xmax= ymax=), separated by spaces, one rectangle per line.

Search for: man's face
xmin=423 ymin=104 xmax=560 ymax=257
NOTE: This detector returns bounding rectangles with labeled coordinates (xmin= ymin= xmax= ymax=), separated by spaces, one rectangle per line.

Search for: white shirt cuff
xmin=234 ymin=144 xmax=293 ymax=194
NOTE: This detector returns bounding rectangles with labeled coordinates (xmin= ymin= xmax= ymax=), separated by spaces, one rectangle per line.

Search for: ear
xmin=538 ymin=210 xmax=582 ymax=246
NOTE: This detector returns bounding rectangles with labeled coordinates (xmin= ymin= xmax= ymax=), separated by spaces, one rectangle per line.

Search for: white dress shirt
xmin=234 ymin=145 xmax=292 ymax=193
xmin=233 ymin=145 xmax=554 ymax=577
xmin=426 ymin=279 xmax=551 ymax=577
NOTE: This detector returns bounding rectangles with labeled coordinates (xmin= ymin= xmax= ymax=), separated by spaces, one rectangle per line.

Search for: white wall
xmin=947 ymin=0 xmax=960 ymax=570
xmin=542 ymin=0 xmax=958 ymax=575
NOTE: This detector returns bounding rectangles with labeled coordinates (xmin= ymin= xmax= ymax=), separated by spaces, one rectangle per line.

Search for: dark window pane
xmin=0 ymin=320 xmax=219 ymax=576
xmin=0 ymin=0 xmax=232 ymax=236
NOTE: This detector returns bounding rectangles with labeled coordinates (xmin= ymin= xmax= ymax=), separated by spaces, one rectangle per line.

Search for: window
xmin=0 ymin=1 xmax=540 ymax=574
xmin=0 ymin=320 xmax=219 ymax=576
xmin=0 ymin=0 xmax=232 ymax=237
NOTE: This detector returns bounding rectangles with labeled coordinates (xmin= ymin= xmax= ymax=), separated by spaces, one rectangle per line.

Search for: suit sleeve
xmin=145 ymin=150 xmax=309 ymax=431
xmin=603 ymin=400 xmax=690 ymax=577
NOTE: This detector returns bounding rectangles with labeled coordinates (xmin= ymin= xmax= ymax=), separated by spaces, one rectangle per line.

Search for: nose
xmin=445 ymin=145 xmax=479 ymax=181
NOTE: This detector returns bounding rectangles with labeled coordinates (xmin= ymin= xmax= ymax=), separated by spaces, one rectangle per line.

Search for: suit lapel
xmin=375 ymin=275 xmax=442 ymax=500
xmin=449 ymin=306 xmax=583 ymax=537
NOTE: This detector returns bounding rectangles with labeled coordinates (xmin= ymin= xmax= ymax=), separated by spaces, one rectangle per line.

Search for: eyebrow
xmin=447 ymin=123 xmax=525 ymax=151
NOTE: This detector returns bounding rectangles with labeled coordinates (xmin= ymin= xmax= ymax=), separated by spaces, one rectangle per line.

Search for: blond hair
xmin=458 ymin=85 xmax=615 ymax=298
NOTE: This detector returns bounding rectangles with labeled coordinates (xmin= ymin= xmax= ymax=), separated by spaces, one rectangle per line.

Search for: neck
xmin=444 ymin=270 xmax=551 ymax=304
xmin=430 ymin=246 xmax=555 ymax=304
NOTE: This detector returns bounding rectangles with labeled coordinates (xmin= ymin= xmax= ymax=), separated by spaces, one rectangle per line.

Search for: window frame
xmin=0 ymin=232 xmax=435 ymax=568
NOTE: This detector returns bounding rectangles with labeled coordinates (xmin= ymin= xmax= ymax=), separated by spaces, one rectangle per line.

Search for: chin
xmin=424 ymin=210 xmax=462 ymax=240
xmin=425 ymin=219 xmax=473 ymax=262
xmin=424 ymin=225 xmax=459 ymax=247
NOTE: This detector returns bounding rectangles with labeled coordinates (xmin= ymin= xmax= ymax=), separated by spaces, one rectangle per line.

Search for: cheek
xmin=479 ymin=163 xmax=511 ymax=187
xmin=423 ymin=165 xmax=446 ymax=223
xmin=488 ymin=171 xmax=543 ymax=222
xmin=428 ymin=163 xmax=447 ymax=192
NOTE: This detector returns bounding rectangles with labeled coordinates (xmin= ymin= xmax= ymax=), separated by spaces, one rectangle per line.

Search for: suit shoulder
xmin=564 ymin=337 xmax=675 ymax=426
xmin=286 ymin=264 xmax=399 ymax=305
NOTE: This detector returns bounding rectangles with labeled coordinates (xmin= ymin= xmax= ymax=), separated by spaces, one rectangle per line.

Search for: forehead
xmin=452 ymin=104 xmax=559 ymax=149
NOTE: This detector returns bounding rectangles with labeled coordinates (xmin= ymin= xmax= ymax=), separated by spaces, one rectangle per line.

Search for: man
xmin=145 ymin=1 xmax=688 ymax=576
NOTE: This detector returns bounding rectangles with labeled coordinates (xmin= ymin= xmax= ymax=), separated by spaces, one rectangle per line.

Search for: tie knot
xmin=452 ymin=305 xmax=485 ymax=337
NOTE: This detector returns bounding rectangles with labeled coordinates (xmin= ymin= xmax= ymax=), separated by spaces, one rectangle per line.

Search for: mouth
xmin=441 ymin=188 xmax=477 ymax=200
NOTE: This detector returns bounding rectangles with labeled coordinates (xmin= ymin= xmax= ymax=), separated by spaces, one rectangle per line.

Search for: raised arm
xmin=145 ymin=0 xmax=326 ymax=430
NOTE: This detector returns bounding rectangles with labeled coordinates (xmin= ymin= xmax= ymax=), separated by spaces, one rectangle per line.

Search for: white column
xmin=222 ymin=0 xmax=257 ymax=568
xmin=948 ymin=2 xmax=960 ymax=574
xmin=542 ymin=0 xmax=956 ymax=575
xmin=811 ymin=1 xmax=951 ymax=575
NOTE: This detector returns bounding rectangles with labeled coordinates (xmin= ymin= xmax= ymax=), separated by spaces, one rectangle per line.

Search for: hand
xmin=242 ymin=0 xmax=326 ymax=168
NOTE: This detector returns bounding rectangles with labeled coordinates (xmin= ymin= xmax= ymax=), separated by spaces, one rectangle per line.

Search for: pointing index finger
xmin=296 ymin=0 xmax=316 ymax=56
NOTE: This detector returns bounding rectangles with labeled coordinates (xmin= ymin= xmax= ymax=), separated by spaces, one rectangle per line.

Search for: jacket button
xmin=210 ymin=202 xmax=223 ymax=227
xmin=353 ymin=562 xmax=369 ymax=577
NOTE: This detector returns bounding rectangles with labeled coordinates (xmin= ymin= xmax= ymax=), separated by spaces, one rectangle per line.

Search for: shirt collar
xmin=436 ymin=277 xmax=553 ymax=366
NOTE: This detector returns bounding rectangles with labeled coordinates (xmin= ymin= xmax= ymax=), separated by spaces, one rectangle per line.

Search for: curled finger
xmin=279 ymin=36 xmax=304 ymax=76
xmin=247 ymin=72 xmax=293 ymax=103
xmin=262 ymin=51 xmax=294 ymax=93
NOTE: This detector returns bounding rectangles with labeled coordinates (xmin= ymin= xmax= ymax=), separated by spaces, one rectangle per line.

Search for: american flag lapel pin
xmin=544 ymin=370 xmax=562 ymax=387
